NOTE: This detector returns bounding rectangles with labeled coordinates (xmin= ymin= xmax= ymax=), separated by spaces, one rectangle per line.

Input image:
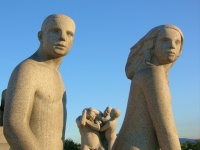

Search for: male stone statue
xmin=3 ymin=14 xmax=75 ymax=150
xmin=112 ymin=25 xmax=183 ymax=150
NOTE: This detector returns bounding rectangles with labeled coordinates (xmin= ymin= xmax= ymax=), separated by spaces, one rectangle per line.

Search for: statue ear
xmin=38 ymin=31 xmax=43 ymax=42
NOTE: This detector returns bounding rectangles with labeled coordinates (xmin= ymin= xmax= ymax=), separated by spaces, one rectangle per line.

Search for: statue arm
xmin=141 ymin=66 xmax=181 ymax=150
xmin=76 ymin=116 xmax=81 ymax=128
xmin=3 ymin=63 xmax=42 ymax=150
xmin=88 ymin=107 xmax=102 ymax=115
xmin=76 ymin=109 xmax=87 ymax=127
xmin=80 ymin=109 xmax=87 ymax=126
xmin=85 ymin=120 xmax=100 ymax=131
xmin=100 ymin=121 xmax=110 ymax=131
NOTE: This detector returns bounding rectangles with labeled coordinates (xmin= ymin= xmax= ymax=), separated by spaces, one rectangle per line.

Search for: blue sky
xmin=1 ymin=1 xmax=199 ymax=143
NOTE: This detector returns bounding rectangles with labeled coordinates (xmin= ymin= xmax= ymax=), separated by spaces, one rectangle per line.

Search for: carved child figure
xmin=89 ymin=107 xmax=112 ymax=125
xmin=100 ymin=108 xmax=120 ymax=150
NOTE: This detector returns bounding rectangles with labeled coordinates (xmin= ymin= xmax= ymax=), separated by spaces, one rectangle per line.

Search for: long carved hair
xmin=125 ymin=25 xmax=184 ymax=80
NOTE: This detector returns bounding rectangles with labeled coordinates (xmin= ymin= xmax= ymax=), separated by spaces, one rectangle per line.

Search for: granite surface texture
xmin=3 ymin=14 xmax=75 ymax=150
xmin=112 ymin=25 xmax=184 ymax=150
xmin=77 ymin=107 xmax=120 ymax=150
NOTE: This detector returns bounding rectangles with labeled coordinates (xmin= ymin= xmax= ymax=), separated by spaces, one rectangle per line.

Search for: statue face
xmin=87 ymin=111 xmax=96 ymax=121
xmin=153 ymin=28 xmax=182 ymax=65
xmin=40 ymin=16 xmax=75 ymax=58
xmin=110 ymin=109 xmax=120 ymax=118
xmin=104 ymin=107 xmax=111 ymax=116
xmin=110 ymin=110 xmax=115 ymax=118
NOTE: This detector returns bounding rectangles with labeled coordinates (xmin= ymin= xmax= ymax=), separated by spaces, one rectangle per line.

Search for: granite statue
xmin=112 ymin=25 xmax=183 ymax=150
xmin=100 ymin=108 xmax=120 ymax=150
xmin=88 ymin=107 xmax=112 ymax=149
xmin=4 ymin=14 xmax=75 ymax=150
xmin=76 ymin=109 xmax=104 ymax=150
xmin=90 ymin=107 xmax=112 ymax=125
xmin=77 ymin=107 xmax=120 ymax=150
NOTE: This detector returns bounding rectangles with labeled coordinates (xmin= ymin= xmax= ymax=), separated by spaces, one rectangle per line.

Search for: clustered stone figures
xmin=2 ymin=13 xmax=184 ymax=150
xmin=76 ymin=107 xmax=120 ymax=150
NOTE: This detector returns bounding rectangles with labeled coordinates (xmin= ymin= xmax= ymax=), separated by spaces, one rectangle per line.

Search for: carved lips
xmin=55 ymin=43 xmax=66 ymax=49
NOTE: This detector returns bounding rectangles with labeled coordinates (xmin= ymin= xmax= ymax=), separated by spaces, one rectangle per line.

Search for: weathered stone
xmin=4 ymin=14 xmax=75 ymax=150
xmin=112 ymin=25 xmax=183 ymax=150
xmin=100 ymin=108 xmax=120 ymax=150
xmin=77 ymin=107 xmax=120 ymax=150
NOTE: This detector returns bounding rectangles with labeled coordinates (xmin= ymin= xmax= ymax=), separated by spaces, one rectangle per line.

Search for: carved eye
xmin=67 ymin=31 xmax=73 ymax=37
xmin=50 ymin=28 xmax=59 ymax=34
xmin=161 ymin=37 xmax=170 ymax=42
xmin=175 ymin=40 xmax=180 ymax=45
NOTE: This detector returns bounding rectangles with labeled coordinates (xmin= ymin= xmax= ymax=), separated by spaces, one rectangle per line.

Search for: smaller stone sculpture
xmin=89 ymin=107 xmax=112 ymax=125
xmin=100 ymin=108 xmax=120 ymax=150
xmin=88 ymin=107 xmax=112 ymax=149
xmin=77 ymin=107 xmax=120 ymax=150
xmin=76 ymin=109 xmax=104 ymax=150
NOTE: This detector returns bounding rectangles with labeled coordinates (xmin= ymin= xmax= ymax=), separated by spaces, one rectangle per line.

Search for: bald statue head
xmin=110 ymin=108 xmax=120 ymax=118
xmin=41 ymin=14 xmax=75 ymax=32
xmin=38 ymin=14 xmax=76 ymax=59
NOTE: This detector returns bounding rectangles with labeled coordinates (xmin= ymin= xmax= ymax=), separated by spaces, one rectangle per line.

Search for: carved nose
xmin=59 ymin=32 xmax=66 ymax=41
xmin=170 ymin=41 xmax=176 ymax=49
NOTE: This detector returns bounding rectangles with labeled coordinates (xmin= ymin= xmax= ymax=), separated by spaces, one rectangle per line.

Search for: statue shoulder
xmin=76 ymin=116 xmax=82 ymax=123
xmin=11 ymin=59 xmax=39 ymax=80
xmin=134 ymin=65 xmax=166 ymax=84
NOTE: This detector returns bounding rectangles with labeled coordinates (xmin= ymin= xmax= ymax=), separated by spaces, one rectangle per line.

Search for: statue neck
xmin=30 ymin=49 xmax=63 ymax=71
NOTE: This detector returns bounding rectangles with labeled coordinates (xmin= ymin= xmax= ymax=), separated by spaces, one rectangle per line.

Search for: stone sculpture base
xmin=0 ymin=127 xmax=9 ymax=150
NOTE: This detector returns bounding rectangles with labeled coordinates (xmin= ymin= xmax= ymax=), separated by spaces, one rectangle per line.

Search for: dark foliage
xmin=181 ymin=140 xmax=200 ymax=150
xmin=64 ymin=138 xmax=80 ymax=150
xmin=64 ymin=138 xmax=200 ymax=150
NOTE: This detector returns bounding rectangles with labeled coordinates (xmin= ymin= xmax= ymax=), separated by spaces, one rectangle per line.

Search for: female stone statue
xmin=112 ymin=25 xmax=183 ymax=150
